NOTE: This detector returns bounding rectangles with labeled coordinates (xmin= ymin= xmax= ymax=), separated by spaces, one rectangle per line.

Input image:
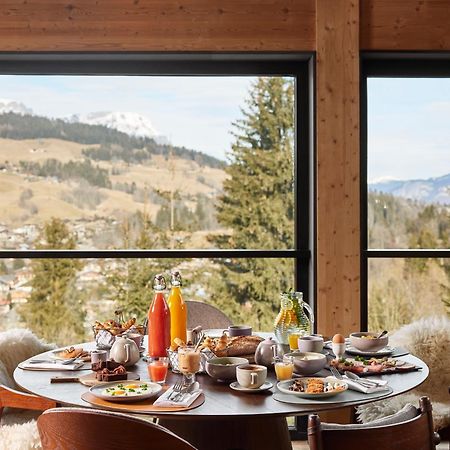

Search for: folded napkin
xmin=343 ymin=376 xmax=389 ymax=394
xmin=20 ymin=361 xmax=85 ymax=371
xmin=153 ymin=386 xmax=202 ymax=408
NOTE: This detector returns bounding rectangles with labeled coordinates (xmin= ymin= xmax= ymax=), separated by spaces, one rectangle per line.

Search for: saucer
xmin=229 ymin=381 xmax=273 ymax=393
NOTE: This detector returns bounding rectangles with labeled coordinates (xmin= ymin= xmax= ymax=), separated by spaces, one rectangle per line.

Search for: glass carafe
xmin=274 ymin=291 xmax=314 ymax=345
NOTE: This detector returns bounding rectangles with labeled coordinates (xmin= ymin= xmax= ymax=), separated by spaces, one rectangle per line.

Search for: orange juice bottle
xmin=167 ymin=271 xmax=187 ymax=349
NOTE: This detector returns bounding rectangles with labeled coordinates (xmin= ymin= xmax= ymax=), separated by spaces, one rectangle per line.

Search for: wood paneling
xmin=361 ymin=0 xmax=450 ymax=50
xmin=0 ymin=0 xmax=315 ymax=51
xmin=316 ymin=0 xmax=360 ymax=337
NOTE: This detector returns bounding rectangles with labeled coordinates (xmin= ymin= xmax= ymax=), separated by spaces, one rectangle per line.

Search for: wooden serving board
xmin=81 ymin=391 xmax=205 ymax=413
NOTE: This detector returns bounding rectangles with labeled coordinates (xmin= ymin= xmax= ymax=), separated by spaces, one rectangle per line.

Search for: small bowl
xmin=284 ymin=352 xmax=327 ymax=375
xmin=205 ymin=357 xmax=249 ymax=382
xmin=349 ymin=332 xmax=388 ymax=352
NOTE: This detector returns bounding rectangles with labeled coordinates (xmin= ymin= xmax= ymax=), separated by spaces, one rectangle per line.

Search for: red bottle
xmin=148 ymin=274 xmax=171 ymax=357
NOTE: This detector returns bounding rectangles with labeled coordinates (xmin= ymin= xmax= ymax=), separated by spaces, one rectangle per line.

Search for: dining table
xmin=14 ymin=332 xmax=429 ymax=450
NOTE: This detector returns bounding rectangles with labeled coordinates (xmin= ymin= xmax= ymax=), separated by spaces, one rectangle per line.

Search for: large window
xmin=362 ymin=58 xmax=450 ymax=331
xmin=0 ymin=55 xmax=312 ymax=344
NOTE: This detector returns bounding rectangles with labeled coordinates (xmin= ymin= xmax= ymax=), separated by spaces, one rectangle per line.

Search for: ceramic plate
xmin=345 ymin=346 xmax=393 ymax=357
xmin=277 ymin=377 xmax=348 ymax=399
xmin=49 ymin=347 xmax=87 ymax=361
xmin=89 ymin=381 xmax=162 ymax=403
xmin=229 ymin=381 xmax=273 ymax=393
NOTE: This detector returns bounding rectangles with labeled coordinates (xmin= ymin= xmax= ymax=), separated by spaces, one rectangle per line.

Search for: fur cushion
xmin=0 ymin=328 xmax=55 ymax=389
xmin=0 ymin=420 xmax=42 ymax=450
xmin=356 ymin=316 xmax=450 ymax=430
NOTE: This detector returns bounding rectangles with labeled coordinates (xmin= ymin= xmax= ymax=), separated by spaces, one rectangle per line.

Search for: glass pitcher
xmin=274 ymin=291 xmax=314 ymax=345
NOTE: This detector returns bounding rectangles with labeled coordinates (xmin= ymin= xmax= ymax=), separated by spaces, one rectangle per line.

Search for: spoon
xmin=376 ymin=330 xmax=388 ymax=339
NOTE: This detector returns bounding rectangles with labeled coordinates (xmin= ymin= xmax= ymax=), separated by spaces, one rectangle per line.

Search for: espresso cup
xmin=91 ymin=350 xmax=107 ymax=364
xmin=236 ymin=364 xmax=267 ymax=389
xmin=227 ymin=325 xmax=252 ymax=337
xmin=298 ymin=335 xmax=324 ymax=353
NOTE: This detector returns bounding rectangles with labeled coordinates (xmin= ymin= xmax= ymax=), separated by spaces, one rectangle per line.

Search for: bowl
xmin=349 ymin=332 xmax=388 ymax=352
xmin=205 ymin=357 xmax=249 ymax=382
xmin=284 ymin=352 xmax=327 ymax=375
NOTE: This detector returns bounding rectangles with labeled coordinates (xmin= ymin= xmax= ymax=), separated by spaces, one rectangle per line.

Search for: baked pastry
xmin=95 ymin=365 xmax=127 ymax=382
xmin=200 ymin=334 xmax=263 ymax=357
xmin=91 ymin=360 xmax=123 ymax=372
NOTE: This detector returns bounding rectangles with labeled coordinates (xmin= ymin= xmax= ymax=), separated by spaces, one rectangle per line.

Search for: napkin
xmin=153 ymin=386 xmax=202 ymax=408
xmin=343 ymin=377 xmax=389 ymax=394
xmin=20 ymin=361 xmax=85 ymax=371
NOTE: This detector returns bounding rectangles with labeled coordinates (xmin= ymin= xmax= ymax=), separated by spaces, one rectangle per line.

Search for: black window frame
xmin=0 ymin=52 xmax=314 ymax=303
xmin=360 ymin=53 xmax=450 ymax=329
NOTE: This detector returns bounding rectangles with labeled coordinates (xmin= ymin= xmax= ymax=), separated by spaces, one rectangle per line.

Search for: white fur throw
xmin=357 ymin=315 xmax=450 ymax=430
xmin=0 ymin=328 xmax=55 ymax=389
xmin=0 ymin=329 xmax=56 ymax=450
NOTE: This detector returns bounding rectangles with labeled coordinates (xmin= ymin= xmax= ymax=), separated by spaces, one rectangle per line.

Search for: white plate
xmin=345 ymin=346 xmax=393 ymax=357
xmin=89 ymin=381 xmax=162 ymax=403
xmin=49 ymin=347 xmax=86 ymax=360
xmin=277 ymin=377 xmax=348 ymax=399
xmin=229 ymin=381 xmax=273 ymax=393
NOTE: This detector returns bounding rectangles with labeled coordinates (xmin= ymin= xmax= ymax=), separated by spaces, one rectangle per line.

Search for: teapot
xmin=109 ymin=335 xmax=140 ymax=367
xmin=255 ymin=336 xmax=286 ymax=368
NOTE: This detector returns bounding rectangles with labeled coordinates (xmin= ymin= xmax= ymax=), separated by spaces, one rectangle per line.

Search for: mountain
xmin=369 ymin=174 xmax=450 ymax=205
xmin=0 ymin=99 xmax=33 ymax=116
xmin=72 ymin=111 xmax=169 ymax=144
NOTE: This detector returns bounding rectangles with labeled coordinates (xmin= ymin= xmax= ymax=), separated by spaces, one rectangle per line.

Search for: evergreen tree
xmin=19 ymin=218 xmax=85 ymax=344
xmin=208 ymin=77 xmax=295 ymax=330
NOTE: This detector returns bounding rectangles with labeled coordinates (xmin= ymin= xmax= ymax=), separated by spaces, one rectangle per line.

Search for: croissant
xmin=122 ymin=318 xmax=136 ymax=330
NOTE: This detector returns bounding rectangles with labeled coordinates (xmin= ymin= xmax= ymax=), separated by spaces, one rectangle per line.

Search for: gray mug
xmin=227 ymin=325 xmax=252 ymax=337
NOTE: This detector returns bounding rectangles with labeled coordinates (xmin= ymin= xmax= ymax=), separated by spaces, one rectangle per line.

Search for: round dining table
xmin=14 ymin=336 xmax=429 ymax=450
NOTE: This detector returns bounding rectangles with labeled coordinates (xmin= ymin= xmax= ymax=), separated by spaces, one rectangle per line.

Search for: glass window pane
xmin=368 ymin=258 xmax=449 ymax=332
xmin=0 ymin=75 xmax=295 ymax=250
xmin=367 ymin=78 xmax=450 ymax=249
xmin=0 ymin=257 xmax=296 ymax=345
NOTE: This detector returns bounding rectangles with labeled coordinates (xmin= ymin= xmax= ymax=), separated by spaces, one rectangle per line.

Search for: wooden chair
xmin=308 ymin=396 xmax=440 ymax=450
xmin=185 ymin=300 xmax=232 ymax=329
xmin=37 ymin=407 xmax=198 ymax=450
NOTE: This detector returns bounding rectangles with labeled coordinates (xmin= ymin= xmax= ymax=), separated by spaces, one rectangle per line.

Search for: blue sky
xmin=0 ymin=75 xmax=448 ymax=182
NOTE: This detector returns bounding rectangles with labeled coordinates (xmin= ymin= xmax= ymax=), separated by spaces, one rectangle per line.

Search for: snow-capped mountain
xmin=0 ymin=99 xmax=33 ymax=116
xmin=72 ymin=111 xmax=167 ymax=143
xmin=369 ymin=173 xmax=450 ymax=205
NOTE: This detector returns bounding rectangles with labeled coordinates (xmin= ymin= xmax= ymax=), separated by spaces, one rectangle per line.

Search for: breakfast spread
xmin=200 ymin=334 xmax=263 ymax=357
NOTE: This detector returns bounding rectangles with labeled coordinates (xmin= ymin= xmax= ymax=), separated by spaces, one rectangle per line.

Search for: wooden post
xmin=316 ymin=0 xmax=361 ymax=338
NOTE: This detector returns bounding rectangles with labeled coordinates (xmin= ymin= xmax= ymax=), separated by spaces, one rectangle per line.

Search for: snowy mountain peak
xmin=0 ymin=99 xmax=33 ymax=116
xmin=74 ymin=111 xmax=161 ymax=140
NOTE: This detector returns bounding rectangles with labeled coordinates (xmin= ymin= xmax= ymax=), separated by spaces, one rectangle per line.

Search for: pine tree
xmin=19 ymin=218 xmax=85 ymax=344
xmin=208 ymin=77 xmax=295 ymax=330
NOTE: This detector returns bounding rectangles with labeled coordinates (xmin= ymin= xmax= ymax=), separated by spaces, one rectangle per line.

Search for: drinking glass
xmin=147 ymin=357 xmax=169 ymax=384
xmin=274 ymin=356 xmax=294 ymax=381
xmin=288 ymin=330 xmax=302 ymax=350
xmin=177 ymin=346 xmax=201 ymax=385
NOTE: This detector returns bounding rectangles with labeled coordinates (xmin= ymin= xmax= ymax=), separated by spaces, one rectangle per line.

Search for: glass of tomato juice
xmin=147 ymin=357 xmax=169 ymax=384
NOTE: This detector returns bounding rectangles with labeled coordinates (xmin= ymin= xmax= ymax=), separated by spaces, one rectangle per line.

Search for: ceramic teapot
xmin=109 ymin=335 xmax=140 ymax=367
xmin=255 ymin=337 xmax=285 ymax=368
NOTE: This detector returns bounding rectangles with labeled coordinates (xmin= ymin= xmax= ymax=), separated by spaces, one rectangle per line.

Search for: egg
xmin=332 ymin=334 xmax=345 ymax=344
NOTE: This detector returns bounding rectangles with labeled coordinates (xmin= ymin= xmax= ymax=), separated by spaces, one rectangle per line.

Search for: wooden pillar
xmin=316 ymin=0 xmax=360 ymax=338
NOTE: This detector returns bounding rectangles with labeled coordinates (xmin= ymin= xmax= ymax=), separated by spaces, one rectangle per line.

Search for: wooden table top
xmin=14 ymin=337 xmax=429 ymax=420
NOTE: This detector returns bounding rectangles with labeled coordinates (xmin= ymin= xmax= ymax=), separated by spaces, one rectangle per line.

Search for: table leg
xmin=159 ymin=416 xmax=291 ymax=450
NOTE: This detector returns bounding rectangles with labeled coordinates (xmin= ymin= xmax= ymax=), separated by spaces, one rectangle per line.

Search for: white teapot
xmin=109 ymin=335 xmax=140 ymax=367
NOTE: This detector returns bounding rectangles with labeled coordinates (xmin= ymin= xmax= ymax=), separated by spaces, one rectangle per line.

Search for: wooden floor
xmin=292 ymin=440 xmax=450 ymax=449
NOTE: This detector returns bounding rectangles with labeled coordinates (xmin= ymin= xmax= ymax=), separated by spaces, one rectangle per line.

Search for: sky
xmin=0 ymin=75 xmax=448 ymax=182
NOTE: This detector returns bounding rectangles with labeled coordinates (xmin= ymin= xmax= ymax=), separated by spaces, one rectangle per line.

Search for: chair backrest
xmin=37 ymin=407 xmax=197 ymax=450
xmin=308 ymin=397 xmax=439 ymax=450
xmin=185 ymin=300 xmax=233 ymax=329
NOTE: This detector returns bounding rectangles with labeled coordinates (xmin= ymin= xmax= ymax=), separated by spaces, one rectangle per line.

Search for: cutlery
xmin=172 ymin=381 xmax=200 ymax=402
xmin=344 ymin=371 xmax=381 ymax=387
xmin=168 ymin=380 xmax=184 ymax=400
xmin=29 ymin=357 xmax=79 ymax=365
xmin=376 ymin=330 xmax=388 ymax=339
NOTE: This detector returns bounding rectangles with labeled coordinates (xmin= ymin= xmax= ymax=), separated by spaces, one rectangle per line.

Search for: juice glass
xmin=178 ymin=346 xmax=201 ymax=385
xmin=274 ymin=357 xmax=294 ymax=381
xmin=147 ymin=357 xmax=169 ymax=384
xmin=288 ymin=331 xmax=301 ymax=350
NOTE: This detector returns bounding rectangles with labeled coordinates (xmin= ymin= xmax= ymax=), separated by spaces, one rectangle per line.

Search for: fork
xmin=329 ymin=366 xmax=343 ymax=379
xmin=168 ymin=380 xmax=184 ymax=400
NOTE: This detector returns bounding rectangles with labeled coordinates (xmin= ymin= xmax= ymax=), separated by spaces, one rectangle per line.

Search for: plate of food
xmin=330 ymin=356 xmax=418 ymax=375
xmin=277 ymin=377 xmax=347 ymax=399
xmin=345 ymin=346 xmax=394 ymax=357
xmin=50 ymin=346 xmax=90 ymax=361
xmin=89 ymin=381 xmax=162 ymax=403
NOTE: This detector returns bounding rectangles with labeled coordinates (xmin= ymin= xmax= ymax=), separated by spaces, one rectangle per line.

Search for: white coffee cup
xmin=236 ymin=364 xmax=267 ymax=389
xmin=298 ymin=335 xmax=324 ymax=353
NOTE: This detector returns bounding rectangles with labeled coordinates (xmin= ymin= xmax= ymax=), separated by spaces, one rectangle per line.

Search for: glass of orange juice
xmin=274 ymin=356 xmax=294 ymax=381
xmin=147 ymin=357 xmax=169 ymax=384
xmin=288 ymin=330 xmax=301 ymax=350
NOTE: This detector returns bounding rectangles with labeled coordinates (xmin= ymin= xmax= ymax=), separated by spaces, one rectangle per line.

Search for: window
xmin=0 ymin=54 xmax=312 ymax=344
xmin=362 ymin=57 xmax=450 ymax=331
